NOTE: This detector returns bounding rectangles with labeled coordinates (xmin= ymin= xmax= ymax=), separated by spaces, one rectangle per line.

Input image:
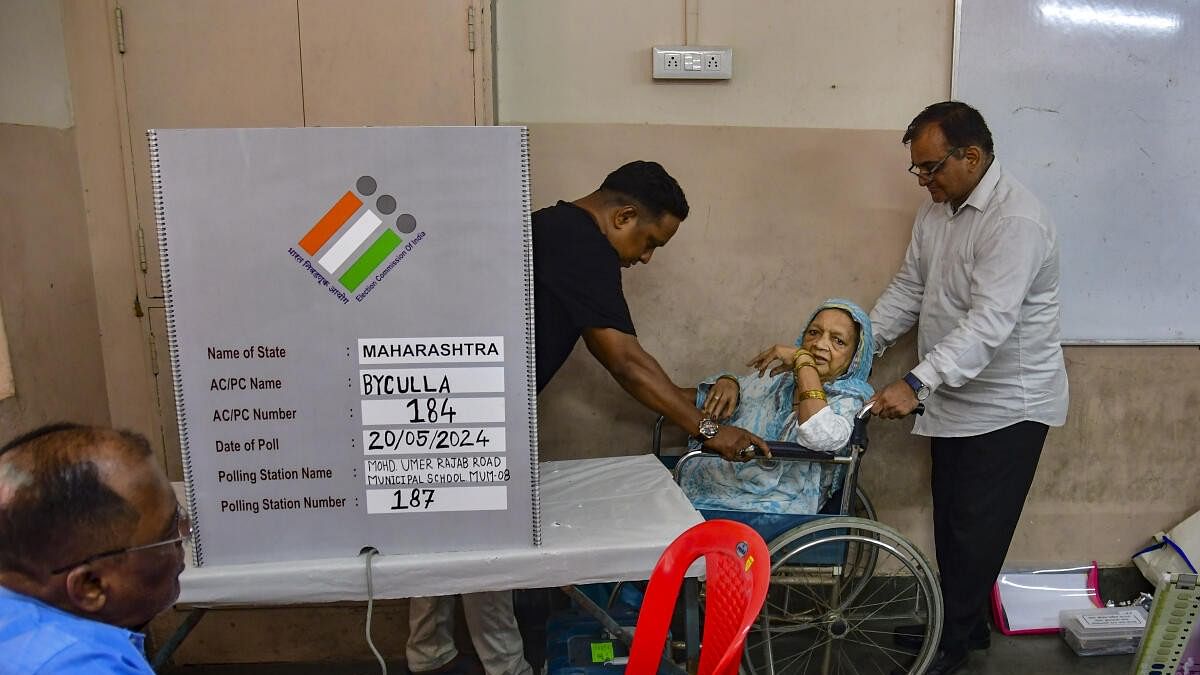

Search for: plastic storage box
xmin=544 ymin=608 xmax=637 ymax=675
xmin=1060 ymin=606 xmax=1149 ymax=656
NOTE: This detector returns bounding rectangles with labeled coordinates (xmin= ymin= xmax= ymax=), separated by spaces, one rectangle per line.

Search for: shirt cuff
xmin=909 ymin=360 xmax=944 ymax=391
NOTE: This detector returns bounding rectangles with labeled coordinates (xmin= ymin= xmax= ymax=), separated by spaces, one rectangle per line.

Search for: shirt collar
xmin=0 ymin=585 xmax=147 ymax=654
xmin=949 ymin=157 xmax=1002 ymax=216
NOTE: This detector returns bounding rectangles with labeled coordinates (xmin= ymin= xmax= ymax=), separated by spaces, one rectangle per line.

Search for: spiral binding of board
xmin=148 ymin=129 xmax=204 ymax=567
xmin=519 ymin=127 xmax=542 ymax=547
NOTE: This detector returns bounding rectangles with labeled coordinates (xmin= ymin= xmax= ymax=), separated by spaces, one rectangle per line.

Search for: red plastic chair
xmin=626 ymin=519 xmax=771 ymax=675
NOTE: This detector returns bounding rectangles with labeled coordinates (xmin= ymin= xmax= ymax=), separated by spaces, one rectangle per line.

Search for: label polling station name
xmin=364 ymin=455 xmax=509 ymax=486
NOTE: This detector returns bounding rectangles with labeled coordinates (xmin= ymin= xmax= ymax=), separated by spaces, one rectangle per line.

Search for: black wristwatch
xmin=903 ymin=372 xmax=930 ymax=401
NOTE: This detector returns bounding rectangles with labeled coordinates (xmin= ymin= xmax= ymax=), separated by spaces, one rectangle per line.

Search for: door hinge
xmin=467 ymin=6 xmax=476 ymax=52
xmin=115 ymin=6 xmax=126 ymax=54
xmin=147 ymin=330 xmax=159 ymax=375
xmin=137 ymin=227 xmax=148 ymax=271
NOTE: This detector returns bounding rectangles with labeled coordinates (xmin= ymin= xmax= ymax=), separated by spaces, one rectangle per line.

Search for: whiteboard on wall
xmin=954 ymin=0 xmax=1200 ymax=343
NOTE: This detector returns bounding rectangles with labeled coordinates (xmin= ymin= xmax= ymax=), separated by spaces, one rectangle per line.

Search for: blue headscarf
xmin=803 ymin=298 xmax=874 ymax=403
xmin=694 ymin=298 xmax=875 ymax=442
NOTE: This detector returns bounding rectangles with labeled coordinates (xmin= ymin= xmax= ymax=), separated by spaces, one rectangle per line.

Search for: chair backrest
xmin=626 ymin=519 xmax=770 ymax=675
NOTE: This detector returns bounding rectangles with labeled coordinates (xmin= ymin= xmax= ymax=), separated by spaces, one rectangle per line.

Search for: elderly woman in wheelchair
xmin=678 ymin=298 xmax=874 ymax=516
xmin=670 ymin=298 xmax=944 ymax=675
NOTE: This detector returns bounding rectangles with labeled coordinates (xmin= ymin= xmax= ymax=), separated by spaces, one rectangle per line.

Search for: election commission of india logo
xmin=288 ymin=175 xmax=425 ymax=304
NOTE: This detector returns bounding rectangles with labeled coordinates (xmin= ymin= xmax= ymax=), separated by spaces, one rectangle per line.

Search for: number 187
xmin=391 ymin=488 xmax=435 ymax=510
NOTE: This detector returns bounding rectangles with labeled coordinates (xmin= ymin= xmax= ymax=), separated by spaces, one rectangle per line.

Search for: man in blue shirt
xmin=0 ymin=424 xmax=188 ymax=674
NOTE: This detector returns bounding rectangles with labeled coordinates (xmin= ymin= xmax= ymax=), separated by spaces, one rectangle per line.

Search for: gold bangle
xmin=715 ymin=374 xmax=740 ymax=389
xmin=793 ymin=361 xmax=818 ymax=373
xmin=793 ymin=348 xmax=813 ymax=365
xmin=795 ymin=388 xmax=827 ymax=402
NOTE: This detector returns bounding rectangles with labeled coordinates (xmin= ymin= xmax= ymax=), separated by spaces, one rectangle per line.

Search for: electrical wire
xmin=363 ymin=548 xmax=387 ymax=675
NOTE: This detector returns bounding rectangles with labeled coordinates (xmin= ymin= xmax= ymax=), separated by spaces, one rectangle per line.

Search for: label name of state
xmin=361 ymin=341 xmax=499 ymax=360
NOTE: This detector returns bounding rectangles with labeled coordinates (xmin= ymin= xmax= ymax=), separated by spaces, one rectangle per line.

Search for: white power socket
xmin=652 ymin=45 xmax=733 ymax=80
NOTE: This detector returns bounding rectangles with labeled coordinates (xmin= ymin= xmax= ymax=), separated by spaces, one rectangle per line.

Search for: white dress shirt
xmin=870 ymin=160 xmax=1069 ymax=437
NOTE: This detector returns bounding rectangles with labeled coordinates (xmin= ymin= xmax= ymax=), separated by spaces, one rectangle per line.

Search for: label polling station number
xmin=357 ymin=338 xmax=510 ymax=515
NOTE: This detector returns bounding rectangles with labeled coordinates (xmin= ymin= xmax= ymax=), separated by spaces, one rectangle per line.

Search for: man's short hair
xmin=599 ymin=160 xmax=690 ymax=222
xmin=903 ymin=101 xmax=995 ymax=155
xmin=0 ymin=424 xmax=153 ymax=576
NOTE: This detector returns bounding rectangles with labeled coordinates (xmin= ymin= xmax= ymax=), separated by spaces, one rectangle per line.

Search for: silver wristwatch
xmin=904 ymin=372 xmax=931 ymax=401
xmin=696 ymin=416 xmax=720 ymax=440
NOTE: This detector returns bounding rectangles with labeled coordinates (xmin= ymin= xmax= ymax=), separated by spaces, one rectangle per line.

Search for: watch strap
xmin=903 ymin=372 xmax=925 ymax=393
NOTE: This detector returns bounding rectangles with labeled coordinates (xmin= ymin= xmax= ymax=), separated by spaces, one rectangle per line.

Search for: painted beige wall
xmin=0 ymin=123 xmax=110 ymax=434
xmin=0 ymin=0 xmax=73 ymax=128
xmin=0 ymin=0 xmax=78 ymax=404
xmin=497 ymin=0 xmax=953 ymax=128
xmin=0 ymin=2 xmax=108 ymax=435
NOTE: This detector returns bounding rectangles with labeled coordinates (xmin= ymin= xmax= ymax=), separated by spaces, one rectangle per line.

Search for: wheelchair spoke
xmin=845 ymin=584 xmax=921 ymax=625
xmin=837 ymin=631 xmax=913 ymax=667
xmin=771 ymin=633 xmax=831 ymax=675
xmin=836 ymin=647 xmax=864 ymax=675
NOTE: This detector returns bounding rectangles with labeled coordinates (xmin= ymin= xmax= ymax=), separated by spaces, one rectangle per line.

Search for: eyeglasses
xmin=50 ymin=506 xmax=191 ymax=575
xmin=908 ymin=147 xmax=961 ymax=178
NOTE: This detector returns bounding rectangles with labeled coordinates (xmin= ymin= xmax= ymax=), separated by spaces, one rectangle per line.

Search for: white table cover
xmin=176 ymin=454 xmax=703 ymax=607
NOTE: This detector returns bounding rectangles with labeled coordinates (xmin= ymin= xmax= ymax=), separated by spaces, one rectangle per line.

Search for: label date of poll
xmin=365 ymin=427 xmax=497 ymax=453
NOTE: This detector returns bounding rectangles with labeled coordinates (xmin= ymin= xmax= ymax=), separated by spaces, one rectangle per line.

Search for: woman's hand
xmin=748 ymin=344 xmax=811 ymax=377
xmin=702 ymin=377 xmax=739 ymax=420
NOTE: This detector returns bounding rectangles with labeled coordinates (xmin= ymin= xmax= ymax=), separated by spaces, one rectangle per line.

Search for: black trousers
xmin=930 ymin=420 xmax=1048 ymax=654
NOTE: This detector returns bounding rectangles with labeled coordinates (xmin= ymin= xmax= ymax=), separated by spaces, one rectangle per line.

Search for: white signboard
xmin=152 ymin=127 xmax=538 ymax=566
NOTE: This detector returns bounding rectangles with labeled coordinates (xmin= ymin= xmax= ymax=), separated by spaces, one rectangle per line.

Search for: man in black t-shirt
xmin=406 ymin=161 xmax=767 ymax=675
xmin=529 ymin=161 xmax=766 ymax=458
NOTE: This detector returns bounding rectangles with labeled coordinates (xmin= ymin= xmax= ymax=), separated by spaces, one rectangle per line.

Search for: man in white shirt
xmin=868 ymin=101 xmax=1069 ymax=675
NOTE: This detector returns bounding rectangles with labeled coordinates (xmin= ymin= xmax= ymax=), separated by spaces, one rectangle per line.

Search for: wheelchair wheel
xmin=743 ymin=517 xmax=942 ymax=675
xmin=852 ymin=485 xmax=875 ymax=521
xmin=842 ymin=487 xmax=879 ymax=610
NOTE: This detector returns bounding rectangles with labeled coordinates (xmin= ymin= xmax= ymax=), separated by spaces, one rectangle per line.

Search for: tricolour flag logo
xmin=297 ymin=175 xmax=419 ymax=294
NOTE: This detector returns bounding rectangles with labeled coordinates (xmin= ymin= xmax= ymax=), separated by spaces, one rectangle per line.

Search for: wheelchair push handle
xmin=855 ymin=400 xmax=925 ymax=420
xmin=849 ymin=400 xmax=924 ymax=451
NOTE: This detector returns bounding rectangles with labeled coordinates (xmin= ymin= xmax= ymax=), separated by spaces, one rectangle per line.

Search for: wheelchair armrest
xmin=764 ymin=441 xmax=838 ymax=461
xmin=672 ymin=445 xmax=852 ymax=485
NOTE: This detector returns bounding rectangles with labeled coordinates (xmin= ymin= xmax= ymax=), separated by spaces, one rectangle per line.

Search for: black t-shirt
xmin=533 ymin=201 xmax=636 ymax=391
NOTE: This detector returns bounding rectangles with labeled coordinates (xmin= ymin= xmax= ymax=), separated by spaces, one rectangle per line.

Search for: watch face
xmin=916 ymin=386 xmax=930 ymax=401
xmin=698 ymin=418 xmax=719 ymax=439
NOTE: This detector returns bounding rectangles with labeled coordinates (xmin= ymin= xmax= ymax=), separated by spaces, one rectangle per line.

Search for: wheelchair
xmin=654 ymin=402 xmax=943 ymax=675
